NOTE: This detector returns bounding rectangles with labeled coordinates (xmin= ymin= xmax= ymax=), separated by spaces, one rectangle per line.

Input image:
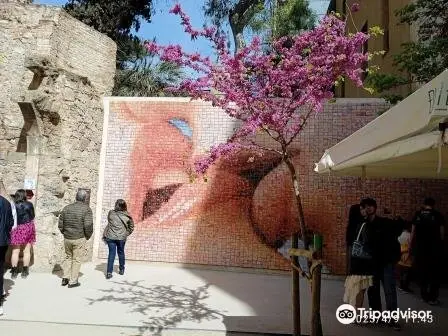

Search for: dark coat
xmin=369 ymin=216 xmax=402 ymax=266
xmin=349 ymin=215 xmax=402 ymax=275
xmin=15 ymin=200 xmax=35 ymax=225
xmin=0 ymin=195 xmax=14 ymax=246
xmin=412 ymin=208 xmax=445 ymax=257
xmin=58 ymin=201 xmax=93 ymax=240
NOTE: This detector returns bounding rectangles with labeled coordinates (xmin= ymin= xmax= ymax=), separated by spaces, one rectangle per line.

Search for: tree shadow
xmin=86 ymin=280 xmax=225 ymax=335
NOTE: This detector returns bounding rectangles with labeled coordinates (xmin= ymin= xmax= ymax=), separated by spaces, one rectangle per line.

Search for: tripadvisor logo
xmin=336 ymin=304 xmax=357 ymax=324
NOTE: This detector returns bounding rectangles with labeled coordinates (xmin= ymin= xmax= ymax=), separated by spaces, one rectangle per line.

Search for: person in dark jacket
xmin=0 ymin=194 xmax=14 ymax=315
xmin=103 ymin=199 xmax=134 ymax=279
xmin=410 ymin=197 xmax=445 ymax=305
xmin=364 ymin=198 xmax=402 ymax=330
xmin=10 ymin=189 xmax=36 ymax=279
xmin=58 ymin=190 xmax=93 ymax=288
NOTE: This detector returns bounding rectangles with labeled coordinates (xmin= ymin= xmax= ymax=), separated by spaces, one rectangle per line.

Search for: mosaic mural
xmin=98 ymin=98 xmax=448 ymax=274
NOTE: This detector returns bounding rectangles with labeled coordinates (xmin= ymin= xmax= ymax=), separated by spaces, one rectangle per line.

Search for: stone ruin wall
xmin=0 ymin=1 xmax=116 ymax=271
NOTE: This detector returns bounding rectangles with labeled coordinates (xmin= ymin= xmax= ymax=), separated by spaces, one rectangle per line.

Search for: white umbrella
xmin=315 ymin=70 xmax=448 ymax=179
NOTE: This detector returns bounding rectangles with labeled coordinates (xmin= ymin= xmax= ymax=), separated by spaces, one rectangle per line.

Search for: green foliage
xmin=368 ymin=26 xmax=384 ymax=37
xmin=380 ymin=94 xmax=403 ymax=106
xmin=368 ymin=0 xmax=448 ymax=103
xmin=113 ymin=36 xmax=184 ymax=97
xmin=64 ymin=0 xmax=152 ymax=40
xmin=270 ymin=0 xmax=316 ymax=39
xmin=394 ymin=0 xmax=448 ymax=83
xmin=113 ymin=58 xmax=183 ymax=97
xmin=203 ymin=0 xmax=316 ymax=51
xmin=203 ymin=0 xmax=264 ymax=50
xmin=365 ymin=73 xmax=408 ymax=92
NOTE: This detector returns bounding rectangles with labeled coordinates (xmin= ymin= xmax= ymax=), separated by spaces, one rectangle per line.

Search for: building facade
xmin=328 ymin=0 xmax=415 ymax=98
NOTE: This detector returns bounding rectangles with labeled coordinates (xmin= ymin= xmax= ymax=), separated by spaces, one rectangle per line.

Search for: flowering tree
xmin=147 ymin=3 xmax=369 ymax=335
xmin=147 ymin=3 xmax=368 ymax=240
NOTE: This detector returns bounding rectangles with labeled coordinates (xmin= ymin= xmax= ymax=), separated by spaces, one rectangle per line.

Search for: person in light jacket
xmin=103 ymin=199 xmax=134 ymax=279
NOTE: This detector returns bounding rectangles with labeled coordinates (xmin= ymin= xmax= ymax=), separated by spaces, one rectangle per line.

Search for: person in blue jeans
xmin=103 ymin=199 xmax=134 ymax=279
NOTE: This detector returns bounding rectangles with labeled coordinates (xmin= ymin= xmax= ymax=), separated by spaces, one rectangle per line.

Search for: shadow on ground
xmin=51 ymin=264 xmax=84 ymax=281
xmin=94 ymin=262 xmax=119 ymax=276
xmin=4 ymin=278 xmax=14 ymax=293
xmin=2 ymin=278 xmax=14 ymax=304
xmin=87 ymin=280 xmax=225 ymax=335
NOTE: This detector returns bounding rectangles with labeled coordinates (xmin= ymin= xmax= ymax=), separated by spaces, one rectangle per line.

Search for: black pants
xmin=398 ymin=265 xmax=412 ymax=290
xmin=0 ymin=245 xmax=8 ymax=306
xmin=368 ymin=263 xmax=398 ymax=312
xmin=417 ymin=256 xmax=440 ymax=302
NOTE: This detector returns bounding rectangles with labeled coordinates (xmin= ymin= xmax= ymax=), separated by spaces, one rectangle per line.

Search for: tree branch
xmin=286 ymin=106 xmax=314 ymax=146
xmin=262 ymin=125 xmax=280 ymax=140
xmin=248 ymin=140 xmax=283 ymax=155
xmin=229 ymin=0 xmax=264 ymax=51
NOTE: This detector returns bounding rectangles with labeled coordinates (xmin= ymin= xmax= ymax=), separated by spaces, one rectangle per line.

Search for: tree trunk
xmin=284 ymin=155 xmax=307 ymax=247
xmin=292 ymin=232 xmax=301 ymax=336
xmin=284 ymin=154 xmax=323 ymax=336
xmin=311 ymin=251 xmax=323 ymax=336
xmin=284 ymin=154 xmax=308 ymax=336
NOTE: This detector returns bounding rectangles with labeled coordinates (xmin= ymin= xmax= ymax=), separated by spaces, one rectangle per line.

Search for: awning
xmin=315 ymin=69 xmax=448 ymax=179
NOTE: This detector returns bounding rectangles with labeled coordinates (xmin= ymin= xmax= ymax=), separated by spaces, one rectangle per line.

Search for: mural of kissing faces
xmin=105 ymin=100 xmax=299 ymax=270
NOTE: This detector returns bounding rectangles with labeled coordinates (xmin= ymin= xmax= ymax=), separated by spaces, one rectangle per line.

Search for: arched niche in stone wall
xmin=16 ymin=101 xmax=41 ymax=153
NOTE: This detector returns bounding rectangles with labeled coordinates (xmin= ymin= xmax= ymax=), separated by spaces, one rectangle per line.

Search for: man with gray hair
xmin=58 ymin=189 xmax=93 ymax=288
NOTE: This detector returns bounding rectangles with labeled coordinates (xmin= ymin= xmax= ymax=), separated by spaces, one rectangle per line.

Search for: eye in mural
xmin=168 ymin=118 xmax=193 ymax=139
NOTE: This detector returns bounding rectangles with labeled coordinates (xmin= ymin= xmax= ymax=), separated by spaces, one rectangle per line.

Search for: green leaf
xmin=368 ymin=26 xmax=384 ymax=37
xmin=364 ymin=87 xmax=376 ymax=94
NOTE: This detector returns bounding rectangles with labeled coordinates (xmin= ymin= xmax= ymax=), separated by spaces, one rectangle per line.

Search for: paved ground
xmin=1 ymin=262 xmax=447 ymax=335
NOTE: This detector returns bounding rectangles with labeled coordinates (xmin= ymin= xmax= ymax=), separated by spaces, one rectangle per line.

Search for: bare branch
xmin=285 ymin=107 xmax=314 ymax=146
xmin=248 ymin=140 xmax=283 ymax=155
xmin=261 ymin=125 xmax=280 ymax=140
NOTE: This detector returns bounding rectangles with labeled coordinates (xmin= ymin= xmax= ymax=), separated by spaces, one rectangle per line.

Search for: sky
xmin=36 ymin=0 xmax=330 ymax=58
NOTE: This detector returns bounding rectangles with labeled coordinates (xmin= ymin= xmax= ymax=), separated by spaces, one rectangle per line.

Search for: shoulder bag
xmin=351 ymin=222 xmax=372 ymax=260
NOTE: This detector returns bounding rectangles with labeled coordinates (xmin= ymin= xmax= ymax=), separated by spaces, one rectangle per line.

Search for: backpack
xmin=415 ymin=210 xmax=441 ymax=245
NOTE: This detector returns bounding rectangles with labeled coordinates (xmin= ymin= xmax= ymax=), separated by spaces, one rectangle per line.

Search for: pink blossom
xmin=146 ymin=4 xmax=370 ymax=174
xmin=350 ymin=2 xmax=360 ymax=13
xmin=169 ymin=3 xmax=181 ymax=14
xmin=145 ymin=41 xmax=159 ymax=54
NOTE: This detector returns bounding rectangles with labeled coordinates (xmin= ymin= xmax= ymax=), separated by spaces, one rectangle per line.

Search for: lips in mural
xmin=138 ymin=117 xmax=295 ymax=249
xmin=138 ymin=117 xmax=201 ymax=224
xmin=119 ymin=101 xmax=296 ymax=268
